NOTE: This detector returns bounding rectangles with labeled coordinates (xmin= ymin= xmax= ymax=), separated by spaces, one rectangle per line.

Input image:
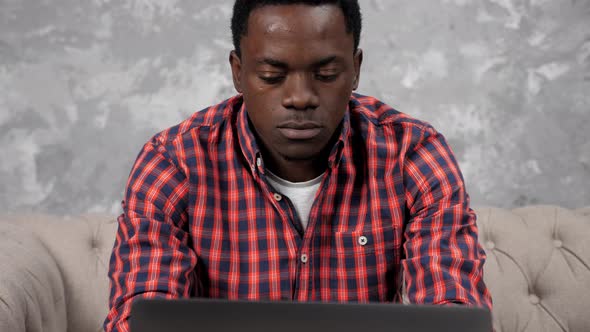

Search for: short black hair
xmin=231 ymin=0 xmax=362 ymax=58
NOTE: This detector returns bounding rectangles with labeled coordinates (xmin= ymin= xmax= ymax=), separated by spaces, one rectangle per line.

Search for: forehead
xmin=242 ymin=4 xmax=353 ymax=62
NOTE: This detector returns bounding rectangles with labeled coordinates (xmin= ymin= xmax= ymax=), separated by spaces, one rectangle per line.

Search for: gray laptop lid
xmin=130 ymin=298 xmax=492 ymax=332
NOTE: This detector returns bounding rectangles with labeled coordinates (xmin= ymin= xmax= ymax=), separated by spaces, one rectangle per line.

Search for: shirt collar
xmin=235 ymin=95 xmax=352 ymax=173
xmin=235 ymin=97 xmax=261 ymax=173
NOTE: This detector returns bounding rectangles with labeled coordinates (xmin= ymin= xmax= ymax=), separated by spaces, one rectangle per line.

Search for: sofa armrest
xmin=0 ymin=222 xmax=67 ymax=332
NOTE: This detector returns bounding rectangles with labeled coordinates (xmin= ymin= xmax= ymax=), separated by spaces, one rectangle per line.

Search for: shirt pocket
xmin=328 ymin=225 xmax=401 ymax=301
xmin=331 ymin=225 xmax=400 ymax=258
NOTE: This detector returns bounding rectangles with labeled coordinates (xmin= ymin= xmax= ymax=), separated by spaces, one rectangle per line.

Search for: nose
xmin=282 ymin=72 xmax=319 ymax=111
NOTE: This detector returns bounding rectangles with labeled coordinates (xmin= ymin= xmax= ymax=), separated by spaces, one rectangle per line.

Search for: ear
xmin=229 ymin=50 xmax=243 ymax=93
xmin=352 ymin=48 xmax=363 ymax=90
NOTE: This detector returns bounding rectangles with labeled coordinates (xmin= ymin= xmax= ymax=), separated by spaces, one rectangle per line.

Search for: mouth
xmin=277 ymin=121 xmax=323 ymax=140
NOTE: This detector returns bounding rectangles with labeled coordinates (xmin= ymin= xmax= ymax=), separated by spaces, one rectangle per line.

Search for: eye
xmin=259 ymin=74 xmax=285 ymax=84
xmin=315 ymin=71 xmax=339 ymax=82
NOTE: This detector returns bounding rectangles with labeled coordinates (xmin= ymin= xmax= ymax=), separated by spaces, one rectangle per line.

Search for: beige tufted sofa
xmin=1 ymin=205 xmax=589 ymax=332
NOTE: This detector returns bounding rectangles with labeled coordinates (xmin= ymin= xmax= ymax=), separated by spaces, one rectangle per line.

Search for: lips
xmin=277 ymin=121 xmax=323 ymax=140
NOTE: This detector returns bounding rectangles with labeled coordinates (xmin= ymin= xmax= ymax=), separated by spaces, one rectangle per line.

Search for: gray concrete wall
xmin=1 ymin=0 xmax=588 ymax=215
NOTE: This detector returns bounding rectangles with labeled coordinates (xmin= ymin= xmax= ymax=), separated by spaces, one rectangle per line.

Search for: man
xmin=104 ymin=0 xmax=492 ymax=331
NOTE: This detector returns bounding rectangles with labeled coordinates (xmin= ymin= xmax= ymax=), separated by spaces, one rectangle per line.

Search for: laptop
xmin=130 ymin=298 xmax=492 ymax=332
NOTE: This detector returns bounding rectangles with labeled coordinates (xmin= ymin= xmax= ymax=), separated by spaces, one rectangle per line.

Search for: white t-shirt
xmin=266 ymin=170 xmax=324 ymax=230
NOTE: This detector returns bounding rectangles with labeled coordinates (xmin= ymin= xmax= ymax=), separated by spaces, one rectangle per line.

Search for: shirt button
xmin=301 ymin=254 xmax=308 ymax=263
xmin=273 ymin=193 xmax=282 ymax=201
xmin=256 ymin=157 xmax=262 ymax=167
xmin=358 ymin=236 xmax=368 ymax=246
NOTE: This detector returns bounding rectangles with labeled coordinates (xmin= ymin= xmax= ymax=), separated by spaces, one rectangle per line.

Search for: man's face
xmin=230 ymin=4 xmax=362 ymax=164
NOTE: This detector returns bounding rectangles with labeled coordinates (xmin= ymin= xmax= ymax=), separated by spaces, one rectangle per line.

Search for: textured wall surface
xmin=1 ymin=0 xmax=589 ymax=215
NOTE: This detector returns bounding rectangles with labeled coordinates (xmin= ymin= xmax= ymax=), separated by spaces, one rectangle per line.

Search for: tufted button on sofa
xmin=1 ymin=205 xmax=589 ymax=332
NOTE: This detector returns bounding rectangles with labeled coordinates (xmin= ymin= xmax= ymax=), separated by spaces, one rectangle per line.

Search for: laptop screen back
xmin=129 ymin=298 xmax=492 ymax=332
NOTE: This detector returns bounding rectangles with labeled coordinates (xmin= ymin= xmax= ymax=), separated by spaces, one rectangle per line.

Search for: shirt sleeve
xmin=401 ymin=124 xmax=492 ymax=310
xmin=104 ymin=138 xmax=197 ymax=332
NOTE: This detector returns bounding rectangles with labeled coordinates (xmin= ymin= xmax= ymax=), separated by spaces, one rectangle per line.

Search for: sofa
xmin=1 ymin=205 xmax=589 ymax=332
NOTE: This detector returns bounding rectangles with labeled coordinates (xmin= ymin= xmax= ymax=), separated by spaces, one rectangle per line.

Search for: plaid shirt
xmin=105 ymin=93 xmax=492 ymax=332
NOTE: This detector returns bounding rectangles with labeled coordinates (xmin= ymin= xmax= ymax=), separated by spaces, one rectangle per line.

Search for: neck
xmin=263 ymin=151 xmax=327 ymax=182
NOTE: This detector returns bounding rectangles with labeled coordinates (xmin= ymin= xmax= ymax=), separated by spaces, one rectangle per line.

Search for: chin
xmin=279 ymin=148 xmax=322 ymax=162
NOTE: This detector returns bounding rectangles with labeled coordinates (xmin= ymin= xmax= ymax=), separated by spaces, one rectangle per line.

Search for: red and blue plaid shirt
xmin=105 ymin=93 xmax=492 ymax=332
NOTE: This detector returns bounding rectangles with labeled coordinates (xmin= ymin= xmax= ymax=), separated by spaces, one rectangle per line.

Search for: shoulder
xmin=134 ymin=95 xmax=242 ymax=172
xmin=150 ymin=95 xmax=241 ymax=148
xmin=148 ymin=95 xmax=242 ymax=150
xmin=349 ymin=93 xmax=440 ymax=142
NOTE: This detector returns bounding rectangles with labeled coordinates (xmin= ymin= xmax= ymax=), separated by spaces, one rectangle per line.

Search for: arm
xmin=104 ymin=138 xmax=197 ymax=332
xmin=401 ymin=124 xmax=492 ymax=309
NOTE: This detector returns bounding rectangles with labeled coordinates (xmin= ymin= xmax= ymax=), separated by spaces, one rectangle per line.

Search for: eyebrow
xmin=256 ymin=58 xmax=288 ymax=69
xmin=313 ymin=56 xmax=339 ymax=68
xmin=255 ymin=56 xmax=340 ymax=69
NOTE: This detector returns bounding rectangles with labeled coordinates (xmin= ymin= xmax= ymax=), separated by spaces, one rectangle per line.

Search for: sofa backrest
xmin=476 ymin=206 xmax=590 ymax=332
xmin=2 ymin=214 xmax=118 ymax=332
xmin=2 ymin=205 xmax=589 ymax=332
xmin=0 ymin=222 xmax=67 ymax=332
